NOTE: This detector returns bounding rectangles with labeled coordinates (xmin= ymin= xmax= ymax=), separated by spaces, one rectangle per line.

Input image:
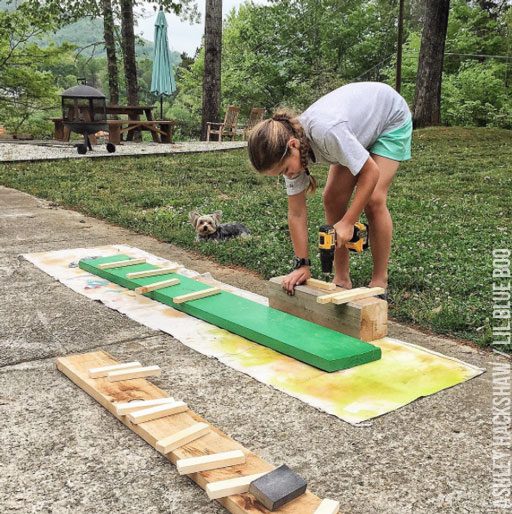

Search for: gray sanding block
xmin=248 ymin=464 xmax=307 ymax=511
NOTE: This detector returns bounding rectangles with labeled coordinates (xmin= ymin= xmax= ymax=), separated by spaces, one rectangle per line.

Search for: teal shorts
xmin=369 ymin=117 xmax=412 ymax=161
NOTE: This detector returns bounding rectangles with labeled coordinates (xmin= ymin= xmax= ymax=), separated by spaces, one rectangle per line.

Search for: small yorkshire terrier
xmin=189 ymin=210 xmax=250 ymax=241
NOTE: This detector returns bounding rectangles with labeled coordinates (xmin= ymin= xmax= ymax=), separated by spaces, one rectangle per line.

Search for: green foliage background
xmin=168 ymin=0 xmax=512 ymax=138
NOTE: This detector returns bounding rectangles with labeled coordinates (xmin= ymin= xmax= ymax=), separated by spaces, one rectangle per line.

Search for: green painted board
xmin=79 ymin=255 xmax=381 ymax=372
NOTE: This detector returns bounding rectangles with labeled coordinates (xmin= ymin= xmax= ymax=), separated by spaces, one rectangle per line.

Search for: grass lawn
xmin=1 ymin=127 xmax=511 ymax=349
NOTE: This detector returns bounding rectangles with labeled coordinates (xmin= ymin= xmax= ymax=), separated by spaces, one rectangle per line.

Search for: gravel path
xmin=0 ymin=140 xmax=247 ymax=162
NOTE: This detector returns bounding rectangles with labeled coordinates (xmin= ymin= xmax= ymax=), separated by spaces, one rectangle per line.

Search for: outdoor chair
xmin=206 ymin=105 xmax=240 ymax=141
xmin=241 ymin=107 xmax=266 ymax=140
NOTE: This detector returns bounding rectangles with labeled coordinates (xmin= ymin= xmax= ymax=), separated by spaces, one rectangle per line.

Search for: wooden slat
xmin=305 ymin=279 xmax=336 ymax=291
xmin=98 ymin=258 xmax=146 ymax=270
xmin=316 ymin=287 xmax=369 ymax=304
xmin=127 ymin=266 xmax=180 ymax=279
xmin=56 ymin=351 xmax=325 ymax=513
xmin=89 ymin=361 xmax=141 ymax=378
xmin=107 ymin=365 xmax=161 ymax=382
xmin=176 ymin=450 xmax=246 ymax=475
xmin=314 ymin=499 xmax=340 ymax=514
xmin=115 ymin=397 xmax=176 ymax=415
xmin=172 ymin=287 xmax=221 ymax=304
xmin=317 ymin=287 xmax=385 ymax=305
xmin=127 ymin=401 xmax=188 ymax=424
xmin=134 ymin=278 xmax=180 ymax=294
xmin=206 ymin=473 xmax=268 ymax=500
xmin=156 ymin=422 xmax=210 ymax=453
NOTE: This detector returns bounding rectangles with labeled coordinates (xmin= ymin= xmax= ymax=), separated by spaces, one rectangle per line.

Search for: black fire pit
xmin=61 ymin=80 xmax=116 ymax=155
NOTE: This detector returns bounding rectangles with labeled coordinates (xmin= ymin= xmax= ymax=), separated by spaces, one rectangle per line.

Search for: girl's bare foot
xmin=334 ymin=277 xmax=352 ymax=289
xmin=369 ymin=280 xmax=388 ymax=289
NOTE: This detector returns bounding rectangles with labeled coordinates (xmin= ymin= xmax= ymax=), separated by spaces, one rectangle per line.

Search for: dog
xmin=189 ymin=210 xmax=250 ymax=241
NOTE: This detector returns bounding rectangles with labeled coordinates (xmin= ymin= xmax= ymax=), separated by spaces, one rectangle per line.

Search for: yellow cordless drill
xmin=319 ymin=222 xmax=369 ymax=276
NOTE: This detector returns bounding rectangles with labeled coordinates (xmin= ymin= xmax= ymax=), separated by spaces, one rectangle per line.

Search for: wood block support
xmin=267 ymin=276 xmax=387 ymax=342
xmin=56 ymin=351 xmax=327 ymax=513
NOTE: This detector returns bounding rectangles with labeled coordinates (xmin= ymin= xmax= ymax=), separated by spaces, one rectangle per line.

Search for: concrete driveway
xmin=0 ymin=185 xmax=507 ymax=513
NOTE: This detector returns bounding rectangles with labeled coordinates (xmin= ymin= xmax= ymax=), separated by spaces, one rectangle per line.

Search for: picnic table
xmin=51 ymin=104 xmax=175 ymax=144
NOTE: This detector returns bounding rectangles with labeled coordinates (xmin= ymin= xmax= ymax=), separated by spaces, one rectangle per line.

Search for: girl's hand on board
xmin=282 ymin=267 xmax=311 ymax=295
xmin=333 ymin=220 xmax=355 ymax=248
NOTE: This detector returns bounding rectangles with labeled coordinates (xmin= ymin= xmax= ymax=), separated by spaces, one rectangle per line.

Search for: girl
xmin=247 ymin=81 xmax=412 ymax=296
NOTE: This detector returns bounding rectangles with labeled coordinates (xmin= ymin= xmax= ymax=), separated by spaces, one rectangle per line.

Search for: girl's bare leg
xmin=364 ymin=154 xmax=400 ymax=290
xmin=322 ymin=164 xmax=357 ymax=288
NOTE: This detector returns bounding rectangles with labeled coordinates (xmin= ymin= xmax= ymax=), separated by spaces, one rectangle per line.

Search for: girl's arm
xmin=282 ymin=190 xmax=311 ymax=294
xmin=334 ymin=157 xmax=379 ymax=245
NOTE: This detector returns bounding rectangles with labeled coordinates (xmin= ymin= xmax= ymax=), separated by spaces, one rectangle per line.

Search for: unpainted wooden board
xmin=156 ymin=422 xmax=210 ymax=453
xmin=127 ymin=400 xmax=188 ymax=424
xmin=314 ymin=499 xmax=340 ymax=513
xmin=176 ymin=450 xmax=246 ymax=475
xmin=127 ymin=266 xmax=180 ymax=279
xmin=115 ymin=397 xmax=176 ymax=415
xmin=305 ymin=279 xmax=336 ymax=291
xmin=329 ymin=287 xmax=384 ymax=305
xmin=89 ymin=361 xmax=142 ymax=378
xmin=107 ymin=365 xmax=161 ymax=382
xmin=135 ymin=278 xmax=180 ymax=294
xmin=206 ymin=473 xmax=268 ymax=500
xmin=56 ymin=351 xmax=326 ymax=513
xmin=316 ymin=287 xmax=371 ymax=304
xmin=317 ymin=287 xmax=384 ymax=305
xmin=98 ymin=258 xmax=146 ymax=270
xmin=172 ymin=287 xmax=221 ymax=304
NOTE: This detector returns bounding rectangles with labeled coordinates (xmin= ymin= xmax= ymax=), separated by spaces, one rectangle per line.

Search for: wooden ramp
xmin=79 ymin=255 xmax=381 ymax=372
xmin=56 ymin=351 xmax=329 ymax=513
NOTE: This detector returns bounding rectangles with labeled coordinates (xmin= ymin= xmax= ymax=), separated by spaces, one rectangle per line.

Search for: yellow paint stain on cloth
xmin=202 ymin=332 xmax=480 ymax=423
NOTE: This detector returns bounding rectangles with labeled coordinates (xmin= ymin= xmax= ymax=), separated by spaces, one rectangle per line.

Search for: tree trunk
xmin=395 ymin=0 xmax=405 ymax=93
xmin=101 ymin=0 xmax=119 ymax=105
xmin=119 ymin=0 xmax=138 ymax=106
xmin=201 ymin=0 xmax=222 ymax=141
xmin=413 ymin=0 xmax=450 ymax=128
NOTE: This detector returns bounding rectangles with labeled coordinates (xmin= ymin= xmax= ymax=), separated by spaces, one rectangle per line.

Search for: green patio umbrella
xmin=150 ymin=7 xmax=176 ymax=119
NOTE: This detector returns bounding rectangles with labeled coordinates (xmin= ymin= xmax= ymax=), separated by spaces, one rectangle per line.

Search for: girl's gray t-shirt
xmin=284 ymin=81 xmax=411 ymax=196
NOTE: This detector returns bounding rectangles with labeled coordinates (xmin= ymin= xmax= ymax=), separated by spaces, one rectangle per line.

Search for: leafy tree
xmin=0 ymin=6 xmax=73 ymax=136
